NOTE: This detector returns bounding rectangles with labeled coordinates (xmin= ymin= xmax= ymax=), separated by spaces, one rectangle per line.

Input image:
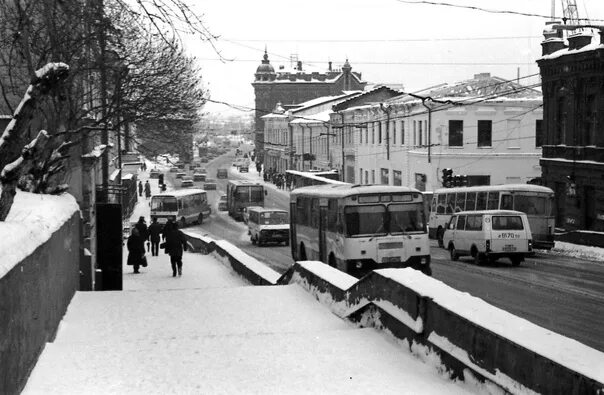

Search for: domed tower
xmin=254 ymin=48 xmax=276 ymax=82
xmin=341 ymin=58 xmax=352 ymax=90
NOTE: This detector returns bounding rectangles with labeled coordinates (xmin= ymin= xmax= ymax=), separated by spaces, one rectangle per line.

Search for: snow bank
xmin=377 ymin=268 xmax=604 ymax=384
xmin=0 ymin=191 xmax=79 ymax=278
xmin=214 ymin=239 xmax=281 ymax=284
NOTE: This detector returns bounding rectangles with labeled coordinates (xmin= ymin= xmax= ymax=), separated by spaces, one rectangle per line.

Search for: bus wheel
xmin=299 ymin=244 xmax=307 ymax=261
xmin=180 ymin=217 xmax=186 ymax=228
xmin=437 ymin=228 xmax=444 ymax=248
xmin=251 ymin=235 xmax=256 ymax=245
xmin=473 ymin=248 xmax=484 ymax=265
xmin=511 ymin=257 xmax=522 ymax=266
xmin=197 ymin=214 xmax=203 ymax=225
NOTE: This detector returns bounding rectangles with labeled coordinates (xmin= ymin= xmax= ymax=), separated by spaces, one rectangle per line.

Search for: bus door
xmin=289 ymin=201 xmax=297 ymax=260
xmin=318 ymin=198 xmax=328 ymax=262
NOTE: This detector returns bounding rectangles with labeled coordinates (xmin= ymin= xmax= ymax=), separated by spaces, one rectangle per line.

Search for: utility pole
xmin=380 ymin=103 xmax=392 ymax=160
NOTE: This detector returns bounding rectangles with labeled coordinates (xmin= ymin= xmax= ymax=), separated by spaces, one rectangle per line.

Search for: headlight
xmin=420 ymin=257 xmax=427 ymax=265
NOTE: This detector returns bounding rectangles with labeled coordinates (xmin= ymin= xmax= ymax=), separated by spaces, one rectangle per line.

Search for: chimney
xmin=297 ymin=61 xmax=302 ymax=71
xmin=328 ymin=61 xmax=332 ymax=71
xmin=568 ymin=32 xmax=593 ymax=50
xmin=541 ymin=21 xmax=567 ymax=55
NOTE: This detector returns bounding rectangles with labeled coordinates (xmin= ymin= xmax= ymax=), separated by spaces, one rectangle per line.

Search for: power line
xmin=221 ymin=35 xmax=542 ymax=43
xmin=198 ymin=57 xmax=540 ymax=66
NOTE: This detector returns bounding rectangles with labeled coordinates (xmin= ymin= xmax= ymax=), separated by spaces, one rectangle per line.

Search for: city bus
xmin=150 ymin=189 xmax=211 ymax=226
xmin=428 ymin=184 xmax=555 ymax=249
xmin=286 ymin=169 xmax=346 ymax=189
xmin=226 ymin=180 xmax=266 ymax=220
xmin=290 ymin=184 xmax=431 ymax=277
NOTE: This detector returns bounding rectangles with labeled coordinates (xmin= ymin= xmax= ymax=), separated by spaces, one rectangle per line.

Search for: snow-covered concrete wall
xmin=0 ymin=193 xmax=81 ymax=395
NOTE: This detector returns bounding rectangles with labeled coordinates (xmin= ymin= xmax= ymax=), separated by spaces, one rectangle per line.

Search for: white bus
xmin=150 ymin=189 xmax=211 ymax=226
xmin=290 ymin=184 xmax=431 ymax=277
xmin=428 ymin=184 xmax=555 ymax=249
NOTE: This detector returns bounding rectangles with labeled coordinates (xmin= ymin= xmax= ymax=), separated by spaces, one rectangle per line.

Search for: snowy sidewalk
xmin=22 ymin=251 xmax=478 ymax=394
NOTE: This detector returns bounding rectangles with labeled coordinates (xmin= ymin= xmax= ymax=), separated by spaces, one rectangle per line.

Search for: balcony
xmin=542 ymin=145 xmax=604 ymax=163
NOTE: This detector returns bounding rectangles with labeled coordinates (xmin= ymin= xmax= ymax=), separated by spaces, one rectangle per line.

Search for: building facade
xmin=350 ymin=74 xmax=543 ymax=191
xmin=252 ymin=50 xmax=367 ymax=163
xmin=538 ymin=26 xmax=604 ymax=231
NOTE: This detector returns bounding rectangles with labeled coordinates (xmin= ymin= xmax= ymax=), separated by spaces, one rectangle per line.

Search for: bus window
xmin=389 ymin=203 xmax=425 ymax=233
xmin=437 ymin=194 xmax=446 ymax=214
xmin=501 ymin=194 xmax=513 ymax=210
xmin=310 ymin=199 xmax=320 ymax=228
xmin=514 ymin=195 xmax=546 ymax=215
xmin=476 ymin=192 xmax=487 ymax=210
xmin=327 ymin=199 xmax=338 ymax=232
xmin=466 ymin=192 xmax=476 ymax=211
xmin=296 ymin=197 xmax=308 ymax=226
xmin=250 ymin=186 xmax=264 ymax=203
xmin=446 ymin=193 xmax=455 ymax=214
xmin=344 ymin=205 xmax=387 ymax=237
xmin=487 ymin=192 xmax=499 ymax=210
xmin=455 ymin=192 xmax=466 ymax=212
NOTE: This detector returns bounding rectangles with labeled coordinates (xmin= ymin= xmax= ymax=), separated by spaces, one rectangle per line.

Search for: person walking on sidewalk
xmin=144 ymin=180 xmax=151 ymax=199
xmin=138 ymin=181 xmax=143 ymax=197
xmin=135 ymin=216 xmax=149 ymax=252
xmin=127 ymin=228 xmax=145 ymax=273
xmin=148 ymin=217 xmax=162 ymax=256
xmin=164 ymin=221 xmax=187 ymax=277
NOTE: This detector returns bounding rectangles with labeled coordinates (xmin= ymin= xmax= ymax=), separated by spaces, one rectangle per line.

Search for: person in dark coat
xmin=144 ymin=180 xmax=151 ymax=199
xmin=148 ymin=217 xmax=163 ymax=256
xmin=138 ymin=181 xmax=143 ymax=197
xmin=134 ymin=216 xmax=149 ymax=251
xmin=127 ymin=228 xmax=145 ymax=273
xmin=164 ymin=221 xmax=187 ymax=277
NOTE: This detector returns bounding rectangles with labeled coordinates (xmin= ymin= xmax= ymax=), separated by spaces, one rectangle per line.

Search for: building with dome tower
xmin=252 ymin=49 xmax=367 ymax=163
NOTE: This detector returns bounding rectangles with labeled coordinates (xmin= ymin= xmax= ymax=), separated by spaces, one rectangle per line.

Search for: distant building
xmin=537 ymin=24 xmax=604 ymax=231
xmin=252 ymin=50 xmax=367 ymax=163
xmin=350 ymin=73 xmax=543 ymax=190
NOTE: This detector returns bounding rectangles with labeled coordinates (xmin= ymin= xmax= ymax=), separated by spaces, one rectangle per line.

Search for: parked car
xmin=193 ymin=172 xmax=206 ymax=182
xmin=247 ymin=207 xmax=290 ymax=246
xmin=216 ymin=168 xmax=228 ymax=179
xmin=203 ymin=178 xmax=217 ymax=190
xmin=181 ymin=179 xmax=194 ymax=188
xmin=218 ymin=195 xmax=228 ymax=211
xmin=443 ymin=210 xmax=533 ymax=266
xmin=176 ymin=172 xmax=186 ymax=179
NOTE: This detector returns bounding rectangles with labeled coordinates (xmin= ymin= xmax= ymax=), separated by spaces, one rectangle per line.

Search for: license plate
xmin=502 ymin=245 xmax=517 ymax=252
xmin=382 ymin=256 xmax=401 ymax=263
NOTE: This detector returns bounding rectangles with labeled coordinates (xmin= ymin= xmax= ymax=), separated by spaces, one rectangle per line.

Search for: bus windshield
xmin=151 ymin=196 xmax=177 ymax=212
xmin=345 ymin=205 xmax=387 ymax=237
xmin=260 ymin=212 xmax=289 ymax=225
xmin=235 ymin=186 xmax=264 ymax=203
xmin=389 ymin=203 xmax=425 ymax=234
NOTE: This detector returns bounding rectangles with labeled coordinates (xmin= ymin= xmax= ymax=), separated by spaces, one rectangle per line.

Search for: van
xmin=247 ymin=207 xmax=289 ymax=247
xmin=442 ymin=210 xmax=532 ymax=266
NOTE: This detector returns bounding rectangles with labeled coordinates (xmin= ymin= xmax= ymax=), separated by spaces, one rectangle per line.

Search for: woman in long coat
xmin=127 ymin=227 xmax=145 ymax=273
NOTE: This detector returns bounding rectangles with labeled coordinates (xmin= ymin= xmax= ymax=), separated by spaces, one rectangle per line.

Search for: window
xmin=393 ymin=121 xmax=397 ymax=144
xmin=465 ymin=215 xmax=483 ymax=231
xmin=556 ymin=96 xmax=567 ymax=145
xmin=359 ymin=168 xmax=363 ymax=184
xmin=401 ymin=121 xmax=405 ymax=145
xmin=296 ymin=197 xmax=309 ymax=226
xmin=535 ymin=120 xmax=543 ymax=147
xmin=455 ymin=192 xmax=466 ymax=212
xmin=487 ymin=192 xmax=500 ymax=210
xmin=344 ymin=205 xmax=387 ymax=237
xmin=393 ymin=170 xmax=402 ymax=186
xmin=389 ymin=203 xmax=426 ymax=233
xmin=371 ymin=123 xmax=375 ymax=144
xmin=365 ymin=129 xmax=368 ymax=145
xmin=456 ymin=215 xmax=466 ymax=230
xmin=492 ymin=216 xmax=524 ymax=230
xmin=437 ymin=194 xmax=446 ymax=214
xmin=476 ymin=192 xmax=487 ymax=210
xmin=327 ymin=199 xmax=338 ymax=232
xmin=585 ymin=95 xmax=596 ymax=145
xmin=413 ymin=121 xmax=417 ymax=146
xmin=466 ymin=192 xmax=476 ymax=211
xmin=477 ymin=120 xmax=492 ymax=147
xmin=418 ymin=121 xmax=423 ymax=146
xmin=378 ymin=122 xmax=382 ymax=144
xmin=446 ymin=193 xmax=455 ymax=214
xmin=365 ymin=170 xmax=369 ymax=184
xmin=448 ymin=120 xmax=463 ymax=147
xmin=501 ymin=194 xmax=513 ymax=210
xmin=310 ymin=198 xmax=320 ymax=228
xmin=380 ymin=168 xmax=389 ymax=185
xmin=371 ymin=170 xmax=375 ymax=184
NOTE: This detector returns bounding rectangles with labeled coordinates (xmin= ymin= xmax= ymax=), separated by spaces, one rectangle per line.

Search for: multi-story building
xmin=252 ymin=50 xmax=367 ymax=163
xmin=538 ymin=25 xmax=604 ymax=231
xmin=351 ymin=73 xmax=543 ymax=190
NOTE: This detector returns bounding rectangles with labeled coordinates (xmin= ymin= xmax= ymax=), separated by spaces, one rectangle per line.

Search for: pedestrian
xmin=134 ymin=216 xmax=149 ymax=251
xmin=138 ymin=180 xmax=143 ymax=197
xmin=144 ymin=180 xmax=151 ymax=199
xmin=127 ymin=228 xmax=145 ymax=273
xmin=148 ymin=217 xmax=162 ymax=257
xmin=163 ymin=221 xmax=187 ymax=277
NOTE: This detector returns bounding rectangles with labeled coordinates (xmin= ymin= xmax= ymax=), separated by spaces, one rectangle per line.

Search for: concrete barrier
xmin=0 ymin=213 xmax=81 ymax=395
xmin=180 ymin=231 xmax=604 ymax=394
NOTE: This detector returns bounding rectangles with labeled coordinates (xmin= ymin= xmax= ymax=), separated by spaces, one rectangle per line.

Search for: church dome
xmin=256 ymin=49 xmax=275 ymax=74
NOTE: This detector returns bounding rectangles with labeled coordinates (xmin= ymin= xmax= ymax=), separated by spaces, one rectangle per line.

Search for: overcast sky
xmin=186 ymin=0 xmax=604 ymax=115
